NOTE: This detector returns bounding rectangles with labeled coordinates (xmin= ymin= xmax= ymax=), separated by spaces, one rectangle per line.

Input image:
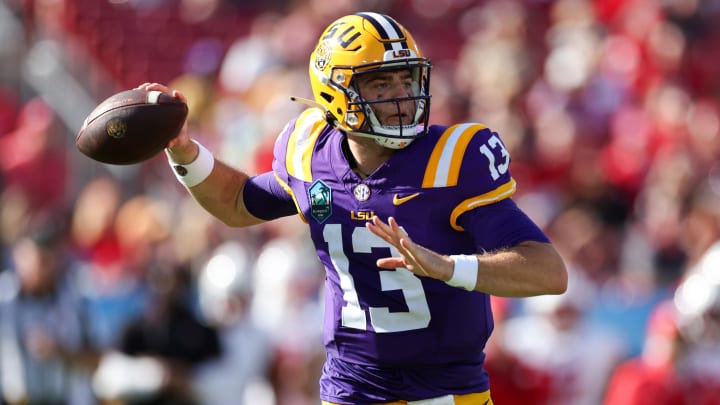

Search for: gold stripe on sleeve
xmin=449 ymin=178 xmax=517 ymax=231
xmin=273 ymin=172 xmax=308 ymax=224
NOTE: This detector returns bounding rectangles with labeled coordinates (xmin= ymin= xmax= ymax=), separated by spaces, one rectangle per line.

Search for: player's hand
xmin=366 ymin=216 xmax=454 ymax=282
xmin=136 ymin=82 xmax=196 ymax=164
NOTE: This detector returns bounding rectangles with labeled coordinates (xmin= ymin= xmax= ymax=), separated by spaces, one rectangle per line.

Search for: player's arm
xmin=368 ymin=124 xmax=567 ymax=297
xmin=366 ymin=215 xmax=567 ymax=297
xmin=167 ymin=138 xmax=265 ymax=228
xmin=138 ymin=82 xmax=285 ymax=228
xmin=367 ymin=124 xmax=568 ymax=297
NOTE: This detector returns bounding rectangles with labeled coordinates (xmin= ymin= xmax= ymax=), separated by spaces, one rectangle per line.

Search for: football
xmin=76 ymin=89 xmax=188 ymax=165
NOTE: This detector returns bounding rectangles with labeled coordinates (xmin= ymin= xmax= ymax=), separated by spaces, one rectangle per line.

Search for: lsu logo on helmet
xmin=314 ymin=42 xmax=332 ymax=72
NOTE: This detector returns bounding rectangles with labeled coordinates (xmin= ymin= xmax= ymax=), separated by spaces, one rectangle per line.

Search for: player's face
xmin=355 ymin=69 xmax=417 ymax=127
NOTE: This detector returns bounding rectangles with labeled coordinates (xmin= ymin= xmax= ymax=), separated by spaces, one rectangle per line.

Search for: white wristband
xmin=447 ymin=255 xmax=478 ymax=291
xmin=168 ymin=140 xmax=215 ymax=187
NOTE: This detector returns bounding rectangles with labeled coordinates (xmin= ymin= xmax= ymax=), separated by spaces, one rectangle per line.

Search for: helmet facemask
xmin=339 ymin=61 xmax=431 ymax=149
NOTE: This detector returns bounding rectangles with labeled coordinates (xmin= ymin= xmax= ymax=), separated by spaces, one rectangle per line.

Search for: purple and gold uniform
xmin=244 ymin=108 xmax=549 ymax=403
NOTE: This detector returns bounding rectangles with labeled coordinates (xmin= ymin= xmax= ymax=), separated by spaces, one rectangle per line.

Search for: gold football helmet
xmin=308 ymin=12 xmax=432 ymax=149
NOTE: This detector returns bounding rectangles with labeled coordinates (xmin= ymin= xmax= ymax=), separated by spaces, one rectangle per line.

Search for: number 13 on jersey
xmin=323 ymin=224 xmax=431 ymax=333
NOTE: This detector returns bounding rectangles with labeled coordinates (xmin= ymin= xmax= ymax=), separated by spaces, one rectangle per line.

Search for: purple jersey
xmin=255 ymin=108 xmax=548 ymax=402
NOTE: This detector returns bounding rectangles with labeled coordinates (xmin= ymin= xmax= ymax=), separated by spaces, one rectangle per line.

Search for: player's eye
xmin=373 ymin=81 xmax=389 ymax=90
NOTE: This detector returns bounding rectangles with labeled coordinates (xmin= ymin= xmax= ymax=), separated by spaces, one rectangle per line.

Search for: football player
xmin=142 ymin=11 xmax=567 ymax=405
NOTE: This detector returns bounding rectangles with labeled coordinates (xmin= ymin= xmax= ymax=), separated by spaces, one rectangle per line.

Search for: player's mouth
xmin=383 ymin=113 xmax=410 ymax=126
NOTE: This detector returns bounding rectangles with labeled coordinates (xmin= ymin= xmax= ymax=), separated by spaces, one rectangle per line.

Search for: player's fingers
xmin=376 ymin=257 xmax=405 ymax=269
xmin=376 ymin=216 xmax=407 ymax=245
xmin=370 ymin=215 xmax=390 ymax=232
xmin=171 ymin=90 xmax=187 ymax=103
xmin=387 ymin=216 xmax=401 ymax=231
xmin=369 ymin=217 xmax=427 ymax=272
xmin=387 ymin=217 xmax=411 ymax=241
xmin=387 ymin=217 xmax=419 ymax=259
xmin=397 ymin=238 xmax=427 ymax=273
xmin=399 ymin=238 xmax=416 ymax=255
xmin=378 ymin=255 xmax=423 ymax=275
xmin=143 ymin=82 xmax=172 ymax=94
xmin=166 ymin=136 xmax=181 ymax=149
xmin=368 ymin=217 xmax=395 ymax=240
xmin=366 ymin=221 xmax=396 ymax=247
xmin=404 ymin=239 xmax=448 ymax=279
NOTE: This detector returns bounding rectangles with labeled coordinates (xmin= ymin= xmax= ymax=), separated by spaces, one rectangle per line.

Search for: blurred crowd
xmin=0 ymin=0 xmax=719 ymax=404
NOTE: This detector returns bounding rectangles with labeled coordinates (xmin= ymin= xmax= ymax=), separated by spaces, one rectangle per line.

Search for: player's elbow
xmin=543 ymin=250 xmax=568 ymax=295
xmin=219 ymin=215 xmax=263 ymax=228
xmin=218 ymin=209 xmax=268 ymax=228
xmin=523 ymin=241 xmax=568 ymax=296
xmin=548 ymin=267 xmax=568 ymax=295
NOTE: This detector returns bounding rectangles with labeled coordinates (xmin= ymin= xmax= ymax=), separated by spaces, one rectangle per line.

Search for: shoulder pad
xmin=421 ymin=124 xmax=518 ymax=230
xmin=423 ymin=123 xmax=511 ymax=188
xmin=273 ymin=108 xmax=327 ymax=182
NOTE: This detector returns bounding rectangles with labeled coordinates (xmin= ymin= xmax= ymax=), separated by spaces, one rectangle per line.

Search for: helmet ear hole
xmin=320 ymin=92 xmax=333 ymax=103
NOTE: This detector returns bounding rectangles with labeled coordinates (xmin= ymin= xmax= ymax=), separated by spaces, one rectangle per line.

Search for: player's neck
xmin=344 ymin=135 xmax=394 ymax=179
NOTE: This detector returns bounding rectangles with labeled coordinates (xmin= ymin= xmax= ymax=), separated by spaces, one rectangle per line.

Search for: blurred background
xmin=1 ymin=0 xmax=719 ymax=404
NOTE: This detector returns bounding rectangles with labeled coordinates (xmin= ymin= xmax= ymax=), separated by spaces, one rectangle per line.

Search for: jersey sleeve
xmin=458 ymin=198 xmax=550 ymax=251
xmin=242 ymin=172 xmax=297 ymax=220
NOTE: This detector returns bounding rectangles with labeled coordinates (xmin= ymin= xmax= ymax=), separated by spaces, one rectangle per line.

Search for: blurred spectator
xmin=217 ymin=12 xmax=282 ymax=97
xmin=191 ymin=241 xmax=275 ymax=405
xmin=93 ymin=264 xmax=221 ymax=405
xmin=250 ymin=237 xmax=324 ymax=405
xmin=677 ymin=177 xmax=720 ymax=276
xmin=603 ymin=300 xmax=686 ymax=405
xmin=674 ymin=284 xmax=720 ymax=404
xmin=0 ymin=186 xmax=33 ymax=266
xmin=69 ymin=177 xmax=150 ymax=351
xmin=500 ymin=271 xmax=628 ymax=405
xmin=603 ymin=176 xmax=720 ymax=404
xmin=484 ymin=296 xmax=554 ymax=404
xmin=0 ymin=97 xmax=67 ymax=216
xmin=0 ymin=222 xmax=100 ymax=405
xmin=0 ymin=86 xmax=19 ymax=137
xmin=671 ymin=178 xmax=720 ymax=404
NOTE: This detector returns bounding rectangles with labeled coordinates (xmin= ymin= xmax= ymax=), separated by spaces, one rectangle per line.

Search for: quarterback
xmin=143 ymin=12 xmax=567 ymax=405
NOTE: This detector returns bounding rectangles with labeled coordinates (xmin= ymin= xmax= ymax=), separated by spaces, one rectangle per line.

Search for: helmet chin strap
xmin=346 ymin=130 xmax=415 ymax=150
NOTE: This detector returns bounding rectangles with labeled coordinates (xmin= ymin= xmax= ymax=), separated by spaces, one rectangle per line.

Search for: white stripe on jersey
xmin=432 ymin=123 xmax=474 ymax=187
xmin=289 ymin=109 xmax=323 ymax=180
